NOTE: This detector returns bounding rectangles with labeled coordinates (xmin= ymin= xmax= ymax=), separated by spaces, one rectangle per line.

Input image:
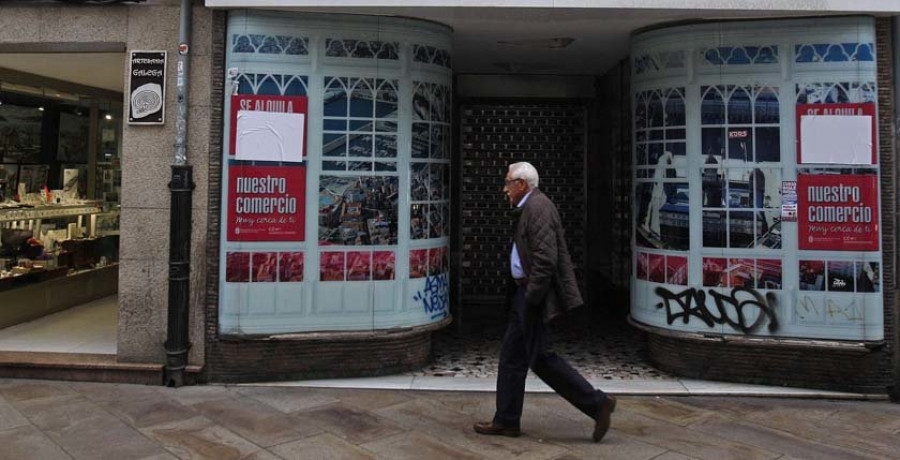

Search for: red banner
xmin=798 ymin=174 xmax=879 ymax=251
xmin=796 ymin=103 xmax=876 ymax=165
xmin=229 ymin=94 xmax=308 ymax=157
xmin=227 ymin=164 xmax=306 ymax=241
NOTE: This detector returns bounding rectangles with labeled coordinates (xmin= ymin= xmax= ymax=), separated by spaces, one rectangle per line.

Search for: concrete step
xmin=0 ymin=351 xmax=187 ymax=385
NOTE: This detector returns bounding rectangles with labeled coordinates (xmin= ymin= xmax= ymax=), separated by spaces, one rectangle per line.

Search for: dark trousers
xmin=493 ymin=285 xmax=607 ymax=428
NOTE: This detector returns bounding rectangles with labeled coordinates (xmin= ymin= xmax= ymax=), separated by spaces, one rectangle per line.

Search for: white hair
xmin=508 ymin=162 xmax=539 ymax=189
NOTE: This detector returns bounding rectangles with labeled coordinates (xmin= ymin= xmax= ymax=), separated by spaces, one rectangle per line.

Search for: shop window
xmin=232 ymin=34 xmax=310 ymax=55
xmin=700 ymin=85 xmax=782 ymax=249
xmin=413 ymin=45 xmax=452 ymax=68
xmin=410 ymin=81 xmax=451 ymax=241
xmin=795 ymin=81 xmax=876 ymax=104
xmin=701 ymin=45 xmax=779 ymax=66
xmin=634 ymin=88 xmax=688 ymax=252
xmin=324 ymin=39 xmax=399 ymax=60
xmin=794 ymin=43 xmax=874 ymax=63
xmin=234 ymin=73 xmax=308 ymax=97
xmin=633 ymin=50 xmax=686 ymax=75
xmin=323 ymin=77 xmax=398 ymax=172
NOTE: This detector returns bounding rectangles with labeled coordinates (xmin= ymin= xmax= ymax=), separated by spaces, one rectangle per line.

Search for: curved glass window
xmin=221 ymin=11 xmax=452 ymax=335
xmin=631 ymin=17 xmax=882 ymax=342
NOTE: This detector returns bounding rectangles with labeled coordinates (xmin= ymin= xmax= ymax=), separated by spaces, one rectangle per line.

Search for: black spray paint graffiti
xmin=413 ymin=273 xmax=449 ymax=320
xmin=655 ymin=287 xmax=779 ymax=334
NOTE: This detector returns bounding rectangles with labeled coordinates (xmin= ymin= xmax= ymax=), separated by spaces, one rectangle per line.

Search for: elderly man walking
xmin=473 ymin=161 xmax=616 ymax=442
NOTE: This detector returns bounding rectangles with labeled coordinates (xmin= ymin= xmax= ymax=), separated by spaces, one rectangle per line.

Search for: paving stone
xmin=99 ymin=392 xmax=199 ymax=429
xmin=739 ymin=405 xmax=900 ymax=458
xmin=0 ymin=397 xmax=29 ymax=432
xmin=268 ymin=433 xmax=376 ymax=460
xmin=415 ymin=390 xmax=496 ymax=418
xmin=295 ymin=402 xmax=406 ymax=446
xmin=16 ymin=394 xmax=168 ymax=459
xmin=232 ymin=386 xmax=339 ymax=413
xmin=157 ymin=385 xmax=235 ymax=407
xmin=517 ymin=409 xmax=666 ymax=460
xmin=318 ymin=388 xmax=415 ymax=412
xmin=619 ymin=397 xmax=716 ymax=427
xmin=651 ymin=452 xmax=701 ymax=460
xmin=611 ymin=410 xmax=780 ymax=460
xmin=360 ymin=431 xmax=483 ymax=460
xmin=373 ymin=398 xmax=569 ymax=459
xmin=0 ymin=425 xmax=72 ymax=460
xmin=191 ymin=396 xmax=314 ymax=447
xmin=0 ymin=380 xmax=77 ymax=405
xmin=68 ymin=381 xmax=163 ymax=403
xmin=141 ymin=416 xmax=266 ymax=460
xmin=691 ymin=415 xmax=881 ymax=460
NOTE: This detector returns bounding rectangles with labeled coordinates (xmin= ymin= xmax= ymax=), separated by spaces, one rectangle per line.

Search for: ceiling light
xmin=496 ymin=37 xmax=575 ymax=49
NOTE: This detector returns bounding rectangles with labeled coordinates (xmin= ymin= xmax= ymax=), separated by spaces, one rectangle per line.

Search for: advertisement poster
xmin=797 ymin=174 xmax=879 ymax=251
xmin=781 ymin=180 xmax=797 ymax=222
xmin=230 ymin=94 xmax=308 ymax=157
xmin=319 ymin=175 xmax=399 ymax=245
xmin=128 ymin=51 xmax=166 ymax=124
xmin=796 ymin=103 xmax=876 ymax=165
xmin=226 ymin=163 xmax=306 ymax=241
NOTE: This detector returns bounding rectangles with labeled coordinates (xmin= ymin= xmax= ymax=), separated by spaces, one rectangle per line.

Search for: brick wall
xmin=206 ymin=327 xmax=437 ymax=383
xmin=458 ymin=102 xmax=586 ymax=310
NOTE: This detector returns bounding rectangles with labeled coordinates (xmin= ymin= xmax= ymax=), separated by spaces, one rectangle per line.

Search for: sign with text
xmin=128 ymin=51 xmax=166 ymax=124
xmin=227 ymin=162 xmax=306 ymax=242
xmin=796 ymin=103 xmax=876 ymax=165
xmin=230 ymin=94 xmax=308 ymax=158
xmin=781 ymin=180 xmax=797 ymax=222
xmin=798 ymin=174 xmax=879 ymax=251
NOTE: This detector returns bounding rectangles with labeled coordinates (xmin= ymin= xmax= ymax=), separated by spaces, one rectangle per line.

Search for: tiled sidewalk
xmin=1 ymin=378 xmax=898 ymax=460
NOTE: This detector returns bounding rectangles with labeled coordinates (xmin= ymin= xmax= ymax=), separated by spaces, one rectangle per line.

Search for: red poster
xmin=796 ymin=103 xmax=876 ymax=165
xmin=230 ymin=94 xmax=308 ymax=157
xmin=227 ymin=164 xmax=306 ymax=241
xmin=798 ymin=174 xmax=879 ymax=251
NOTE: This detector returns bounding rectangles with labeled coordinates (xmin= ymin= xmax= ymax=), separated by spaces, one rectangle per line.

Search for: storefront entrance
xmin=0 ymin=53 xmax=123 ymax=355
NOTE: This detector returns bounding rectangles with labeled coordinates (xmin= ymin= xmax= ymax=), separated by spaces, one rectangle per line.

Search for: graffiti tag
xmin=655 ymin=286 xmax=779 ymax=334
xmin=413 ymin=273 xmax=449 ymax=320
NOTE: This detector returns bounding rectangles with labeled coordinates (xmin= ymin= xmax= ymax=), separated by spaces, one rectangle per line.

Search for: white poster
xmin=799 ymin=115 xmax=872 ymax=165
xmin=235 ymin=110 xmax=305 ymax=163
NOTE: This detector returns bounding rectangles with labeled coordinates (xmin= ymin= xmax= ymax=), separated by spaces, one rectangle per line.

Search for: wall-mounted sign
xmin=797 ymin=174 xmax=879 ymax=251
xmin=796 ymin=103 xmax=876 ymax=165
xmin=227 ymin=163 xmax=306 ymax=242
xmin=229 ymin=94 xmax=308 ymax=158
xmin=128 ymin=51 xmax=166 ymax=125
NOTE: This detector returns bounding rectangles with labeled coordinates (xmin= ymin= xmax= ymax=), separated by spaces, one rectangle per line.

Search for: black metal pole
xmin=166 ymin=165 xmax=193 ymax=387
xmin=165 ymin=0 xmax=194 ymax=387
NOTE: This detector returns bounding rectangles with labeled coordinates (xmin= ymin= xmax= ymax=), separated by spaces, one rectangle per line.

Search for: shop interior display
xmin=0 ymin=82 xmax=122 ymax=292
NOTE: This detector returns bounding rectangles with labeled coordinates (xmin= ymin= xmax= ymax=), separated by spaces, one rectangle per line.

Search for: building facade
xmin=0 ymin=0 xmax=897 ymax=395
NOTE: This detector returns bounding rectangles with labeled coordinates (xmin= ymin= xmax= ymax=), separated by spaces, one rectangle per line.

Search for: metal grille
xmin=458 ymin=102 xmax=586 ymax=305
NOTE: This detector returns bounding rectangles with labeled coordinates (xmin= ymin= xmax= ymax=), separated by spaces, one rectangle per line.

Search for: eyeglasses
xmin=504 ymin=178 xmax=522 ymax=186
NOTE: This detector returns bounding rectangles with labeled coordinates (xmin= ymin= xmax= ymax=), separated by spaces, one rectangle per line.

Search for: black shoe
xmin=473 ymin=421 xmax=521 ymax=437
xmin=593 ymin=395 xmax=616 ymax=442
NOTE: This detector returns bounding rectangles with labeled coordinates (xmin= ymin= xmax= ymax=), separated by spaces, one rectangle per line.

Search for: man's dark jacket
xmin=512 ymin=188 xmax=584 ymax=322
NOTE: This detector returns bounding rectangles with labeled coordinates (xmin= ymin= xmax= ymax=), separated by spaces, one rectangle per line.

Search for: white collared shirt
xmin=510 ymin=190 xmax=533 ymax=279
